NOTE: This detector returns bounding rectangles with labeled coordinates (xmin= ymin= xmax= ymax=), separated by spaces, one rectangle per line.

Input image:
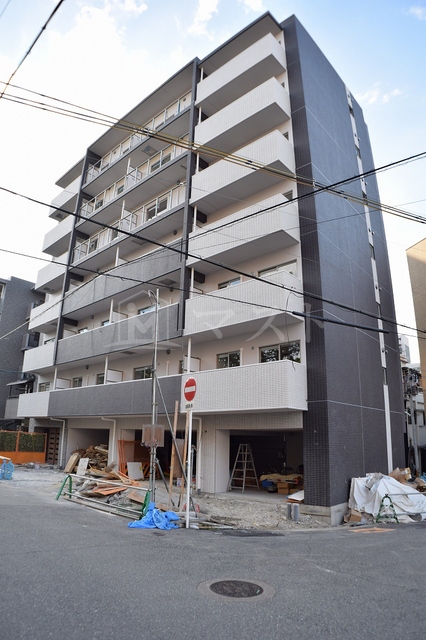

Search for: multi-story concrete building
xmin=0 ymin=276 xmax=42 ymax=429
xmin=18 ymin=13 xmax=405 ymax=523
xmin=407 ymin=238 xmax=426 ymax=384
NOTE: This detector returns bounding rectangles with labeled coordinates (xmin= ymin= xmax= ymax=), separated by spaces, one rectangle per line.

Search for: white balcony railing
xmin=181 ymin=359 xmax=307 ymax=413
xmin=80 ymin=140 xmax=187 ymax=218
xmin=17 ymin=390 xmax=51 ymax=418
xmin=84 ymin=94 xmax=191 ymax=184
xmin=184 ymin=270 xmax=303 ymax=336
xmin=73 ymin=212 xmax=137 ymax=263
xmin=22 ymin=341 xmax=55 ymax=372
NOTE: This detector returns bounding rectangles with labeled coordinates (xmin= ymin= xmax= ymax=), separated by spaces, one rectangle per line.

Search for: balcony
xmin=22 ymin=341 xmax=55 ymax=373
xmin=72 ymin=212 xmax=137 ymax=265
xmin=49 ymin=175 xmax=80 ymax=220
xmin=42 ymin=214 xmax=74 ymax=257
xmin=17 ymin=391 xmax=51 ymax=418
xmin=56 ymin=304 xmax=180 ymax=365
xmin=47 ymin=375 xmax=181 ymax=418
xmin=190 ymin=130 xmax=295 ymax=215
xmin=187 ymin=194 xmax=299 ymax=274
xmin=34 ymin=257 xmax=67 ymax=293
xmin=83 ymin=93 xmax=191 ymax=188
xmin=28 ymin=298 xmax=61 ymax=332
xmin=62 ymin=243 xmax=182 ymax=319
xmin=196 ymin=33 xmax=286 ymax=116
xmin=76 ymin=152 xmax=188 ymax=237
xmin=184 ymin=270 xmax=303 ymax=339
xmin=181 ymin=360 xmax=307 ymax=413
xmin=195 ymin=78 xmax=290 ymax=155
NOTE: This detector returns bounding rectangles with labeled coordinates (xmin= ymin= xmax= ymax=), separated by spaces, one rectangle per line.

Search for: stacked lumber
xmin=64 ymin=445 xmax=110 ymax=474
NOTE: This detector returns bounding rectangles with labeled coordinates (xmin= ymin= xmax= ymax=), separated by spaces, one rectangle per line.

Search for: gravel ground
xmin=2 ymin=465 xmax=331 ymax=530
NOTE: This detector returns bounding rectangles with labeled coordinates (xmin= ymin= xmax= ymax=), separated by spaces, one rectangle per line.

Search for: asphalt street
xmin=1 ymin=482 xmax=425 ymax=640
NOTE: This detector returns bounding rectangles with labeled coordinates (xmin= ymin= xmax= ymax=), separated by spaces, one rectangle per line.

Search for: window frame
xmin=217 ymin=350 xmax=241 ymax=369
xmin=134 ymin=366 xmax=153 ymax=380
xmin=259 ymin=340 xmax=301 ymax=364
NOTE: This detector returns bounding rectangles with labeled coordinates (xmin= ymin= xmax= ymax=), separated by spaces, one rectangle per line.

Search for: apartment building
xmin=19 ymin=13 xmax=405 ymax=523
xmin=0 ymin=276 xmax=42 ymax=429
xmin=407 ymin=238 xmax=426 ymax=384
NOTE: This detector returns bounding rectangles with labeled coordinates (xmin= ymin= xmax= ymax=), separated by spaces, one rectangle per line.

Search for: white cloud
xmin=238 ymin=0 xmax=265 ymax=12
xmin=355 ymin=85 xmax=402 ymax=106
xmin=409 ymin=5 xmax=426 ymax=20
xmin=188 ymin=0 xmax=219 ymax=36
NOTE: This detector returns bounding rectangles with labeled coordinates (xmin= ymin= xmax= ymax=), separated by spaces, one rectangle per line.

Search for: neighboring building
xmin=18 ymin=13 xmax=405 ymax=523
xmin=399 ymin=334 xmax=411 ymax=365
xmin=407 ymin=238 xmax=426 ymax=385
xmin=0 ymin=276 xmax=42 ymax=429
xmin=402 ymin=366 xmax=425 ymax=475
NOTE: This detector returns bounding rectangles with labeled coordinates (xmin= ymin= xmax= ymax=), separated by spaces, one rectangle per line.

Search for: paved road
xmin=1 ymin=482 xmax=425 ymax=640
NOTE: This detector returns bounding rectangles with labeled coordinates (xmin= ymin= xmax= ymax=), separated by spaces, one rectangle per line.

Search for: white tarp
xmin=348 ymin=474 xmax=426 ymax=523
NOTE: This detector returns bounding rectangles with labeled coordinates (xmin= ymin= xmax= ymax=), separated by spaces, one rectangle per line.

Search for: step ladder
xmin=227 ymin=444 xmax=260 ymax=493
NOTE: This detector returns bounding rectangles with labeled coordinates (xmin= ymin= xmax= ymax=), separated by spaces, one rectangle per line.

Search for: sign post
xmin=183 ymin=377 xmax=196 ymax=529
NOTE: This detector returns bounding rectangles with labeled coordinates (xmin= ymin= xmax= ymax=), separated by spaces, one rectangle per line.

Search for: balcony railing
xmin=73 ymin=212 xmax=137 ymax=262
xmin=84 ymin=93 xmax=191 ymax=184
xmin=80 ymin=140 xmax=187 ymax=218
xmin=133 ymin=183 xmax=186 ymax=224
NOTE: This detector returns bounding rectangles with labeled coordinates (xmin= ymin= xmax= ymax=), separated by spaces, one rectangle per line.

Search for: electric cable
xmin=0 ymin=1 xmax=66 ymax=100
xmin=0 ymin=84 xmax=425 ymax=224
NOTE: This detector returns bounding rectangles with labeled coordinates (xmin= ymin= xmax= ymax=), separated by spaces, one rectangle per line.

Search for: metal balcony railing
xmin=80 ymin=139 xmax=187 ymax=218
xmin=73 ymin=212 xmax=137 ymax=262
xmin=84 ymin=93 xmax=191 ymax=184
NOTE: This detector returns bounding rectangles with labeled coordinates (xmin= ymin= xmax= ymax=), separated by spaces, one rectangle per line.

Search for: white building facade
xmin=19 ymin=13 xmax=405 ymax=522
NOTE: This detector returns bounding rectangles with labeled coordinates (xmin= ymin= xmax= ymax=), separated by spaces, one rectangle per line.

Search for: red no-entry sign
xmin=184 ymin=377 xmax=197 ymax=402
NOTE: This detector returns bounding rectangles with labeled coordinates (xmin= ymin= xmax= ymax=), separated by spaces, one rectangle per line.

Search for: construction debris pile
xmin=345 ymin=468 xmax=426 ymax=524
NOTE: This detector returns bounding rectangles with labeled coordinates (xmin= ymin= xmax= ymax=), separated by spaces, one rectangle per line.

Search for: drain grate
xmin=209 ymin=580 xmax=263 ymax=598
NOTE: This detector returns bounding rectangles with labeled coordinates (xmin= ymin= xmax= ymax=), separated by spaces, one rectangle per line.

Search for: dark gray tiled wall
xmin=282 ymin=16 xmax=405 ymax=507
xmin=48 ymin=375 xmax=181 ymax=417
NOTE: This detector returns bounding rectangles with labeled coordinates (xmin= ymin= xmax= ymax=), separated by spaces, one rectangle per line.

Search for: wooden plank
xmin=127 ymin=490 xmax=148 ymax=504
xmin=178 ymin=412 xmax=189 ymax=509
xmin=64 ymin=452 xmax=81 ymax=474
xmin=92 ymin=486 xmax=127 ymax=496
xmin=168 ymin=400 xmax=179 ymax=508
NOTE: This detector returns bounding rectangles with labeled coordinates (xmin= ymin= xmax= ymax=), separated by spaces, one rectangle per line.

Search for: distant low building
xmin=0 ymin=276 xmax=43 ymax=429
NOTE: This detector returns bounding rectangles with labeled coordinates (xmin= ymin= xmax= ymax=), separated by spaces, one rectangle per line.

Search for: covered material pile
xmin=346 ymin=469 xmax=426 ymax=524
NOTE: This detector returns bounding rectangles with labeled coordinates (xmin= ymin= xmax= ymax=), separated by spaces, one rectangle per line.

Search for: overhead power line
xmin=0 ymin=0 xmax=66 ymax=100
xmin=1 ymin=184 xmax=425 ymax=339
xmin=0 ymin=82 xmax=425 ymax=225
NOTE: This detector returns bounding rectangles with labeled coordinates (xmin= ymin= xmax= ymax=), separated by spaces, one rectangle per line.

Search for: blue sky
xmin=0 ymin=0 xmax=425 ymax=358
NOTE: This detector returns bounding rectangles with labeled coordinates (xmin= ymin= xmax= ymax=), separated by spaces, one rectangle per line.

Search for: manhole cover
xmin=210 ymin=580 xmax=263 ymax=598
xmin=198 ymin=579 xmax=275 ymax=601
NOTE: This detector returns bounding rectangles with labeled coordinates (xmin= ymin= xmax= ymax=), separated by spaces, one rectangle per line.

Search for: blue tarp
xmin=128 ymin=502 xmax=180 ymax=530
xmin=0 ymin=460 xmax=14 ymax=480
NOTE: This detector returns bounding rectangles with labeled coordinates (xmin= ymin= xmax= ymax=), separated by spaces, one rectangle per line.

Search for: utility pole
xmin=147 ymin=289 xmax=159 ymax=502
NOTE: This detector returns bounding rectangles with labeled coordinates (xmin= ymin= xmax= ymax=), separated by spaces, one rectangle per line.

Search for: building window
xmin=72 ymin=377 xmax=83 ymax=388
xmin=134 ymin=366 xmax=152 ymax=380
xmin=218 ymin=277 xmax=240 ymax=289
xmin=260 ymin=341 xmax=301 ymax=363
xmin=96 ymin=373 xmax=105 ymax=385
xmin=138 ymin=305 xmax=155 ymax=315
xmin=259 ymin=261 xmax=297 ymax=278
xmin=101 ymin=319 xmax=110 ymax=326
xmin=283 ymin=190 xmax=293 ymax=200
xmin=39 ymin=382 xmax=50 ymax=392
xmin=78 ymin=327 xmax=88 ymax=333
xmin=217 ymin=351 xmax=240 ymax=368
